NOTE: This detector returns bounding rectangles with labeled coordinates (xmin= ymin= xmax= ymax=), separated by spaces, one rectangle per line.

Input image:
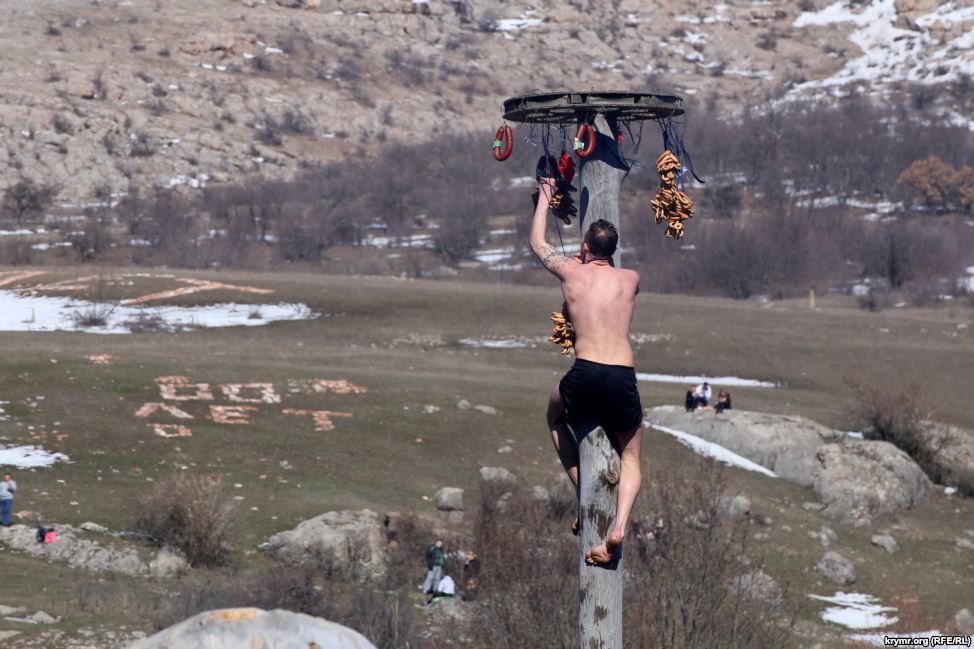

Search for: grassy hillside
xmin=0 ymin=267 xmax=971 ymax=645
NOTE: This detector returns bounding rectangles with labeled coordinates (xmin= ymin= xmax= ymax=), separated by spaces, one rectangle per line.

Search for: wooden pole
xmin=576 ymin=111 xmax=628 ymax=649
xmin=578 ymin=113 xmax=629 ymax=268
xmin=577 ymin=426 xmax=623 ymax=649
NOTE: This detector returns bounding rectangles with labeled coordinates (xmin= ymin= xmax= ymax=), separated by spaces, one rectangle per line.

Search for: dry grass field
xmin=0 ymin=266 xmax=971 ymax=646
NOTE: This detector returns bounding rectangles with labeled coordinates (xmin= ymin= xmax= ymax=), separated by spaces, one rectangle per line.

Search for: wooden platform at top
xmin=502 ymin=90 xmax=684 ymax=125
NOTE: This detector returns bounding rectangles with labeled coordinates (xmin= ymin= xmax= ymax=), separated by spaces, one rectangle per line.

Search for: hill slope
xmin=1 ymin=0 xmax=972 ymax=202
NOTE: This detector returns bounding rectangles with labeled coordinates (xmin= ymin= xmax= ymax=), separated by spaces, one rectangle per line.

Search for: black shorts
xmin=558 ymin=359 xmax=643 ymax=436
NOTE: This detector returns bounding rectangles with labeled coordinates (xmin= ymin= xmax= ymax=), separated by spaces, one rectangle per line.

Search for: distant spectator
xmin=462 ymin=551 xmax=479 ymax=582
xmin=716 ymin=390 xmax=732 ymax=413
xmin=35 ymin=524 xmax=57 ymax=544
xmin=426 ymin=573 xmax=456 ymax=605
xmin=436 ymin=574 xmax=456 ymax=597
xmin=0 ymin=473 xmax=16 ymax=527
xmin=695 ymin=382 xmax=712 ymax=408
xmin=422 ymin=539 xmax=446 ymax=594
xmin=685 ymin=386 xmax=697 ymax=412
xmin=462 ymin=577 xmax=479 ymax=602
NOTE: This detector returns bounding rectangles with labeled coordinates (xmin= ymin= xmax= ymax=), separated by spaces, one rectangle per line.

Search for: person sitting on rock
xmin=462 ymin=576 xmax=479 ymax=602
xmin=694 ymin=382 xmax=712 ymax=409
xmin=685 ymin=385 xmax=698 ymax=412
xmin=436 ymin=574 xmax=455 ymax=598
xmin=715 ymin=389 xmax=732 ymax=413
xmin=426 ymin=573 xmax=456 ymax=605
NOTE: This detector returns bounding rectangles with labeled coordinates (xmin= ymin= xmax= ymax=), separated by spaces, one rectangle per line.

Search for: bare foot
xmin=571 ymin=516 xmax=580 ymax=536
xmin=584 ymin=531 xmax=623 ymax=565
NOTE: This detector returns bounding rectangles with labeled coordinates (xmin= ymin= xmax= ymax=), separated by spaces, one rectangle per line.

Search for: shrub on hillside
xmin=132 ymin=474 xmax=238 ymax=567
xmin=2 ymin=179 xmax=55 ymax=221
xmin=845 ymin=378 xmax=941 ymax=473
xmin=71 ymin=303 xmax=115 ymax=328
xmin=468 ymin=460 xmax=799 ymax=649
xmin=150 ymin=522 xmax=435 ymax=649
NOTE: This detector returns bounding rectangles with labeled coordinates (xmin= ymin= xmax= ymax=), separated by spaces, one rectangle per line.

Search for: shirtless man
xmin=531 ymin=174 xmax=643 ymax=566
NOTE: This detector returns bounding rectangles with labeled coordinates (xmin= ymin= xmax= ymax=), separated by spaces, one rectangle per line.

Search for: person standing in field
xmin=422 ymin=539 xmax=446 ymax=594
xmin=532 ymin=174 xmax=644 ymax=566
xmin=0 ymin=473 xmax=17 ymax=527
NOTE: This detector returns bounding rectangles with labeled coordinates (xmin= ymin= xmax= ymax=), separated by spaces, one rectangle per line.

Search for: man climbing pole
xmin=531 ymin=170 xmax=644 ymax=566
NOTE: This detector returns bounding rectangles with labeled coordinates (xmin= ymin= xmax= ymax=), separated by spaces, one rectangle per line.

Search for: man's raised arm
xmin=530 ymin=179 xmax=579 ymax=278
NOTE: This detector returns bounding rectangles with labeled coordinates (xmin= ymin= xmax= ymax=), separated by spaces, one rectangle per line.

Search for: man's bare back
xmin=562 ymin=263 xmax=639 ymax=367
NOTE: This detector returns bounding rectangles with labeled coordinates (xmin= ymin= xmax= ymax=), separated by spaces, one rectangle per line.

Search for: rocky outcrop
xmin=816 ymin=551 xmax=857 ymax=585
xmin=0 ymin=524 xmax=148 ymax=576
xmin=871 ymin=534 xmax=899 ymax=553
xmin=149 ymin=547 xmax=190 ymax=578
xmin=435 ymin=487 xmax=464 ymax=512
xmin=435 ymin=487 xmax=464 ymax=524
xmin=259 ymin=509 xmax=386 ymax=577
xmin=808 ymin=525 xmax=838 ymax=547
xmin=917 ymin=422 xmax=974 ymax=491
xmin=813 ymin=441 xmax=934 ymax=526
xmin=479 ymin=466 xmax=516 ymax=484
xmin=130 ymin=608 xmax=378 ymax=649
xmin=950 ymin=608 xmax=974 ymax=635
xmin=647 ymin=407 xmax=843 ymax=486
xmin=718 ymin=494 xmax=751 ymax=521
xmin=4 ymin=0 xmax=967 ymax=203
xmin=727 ymin=569 xmax=783 ymax=608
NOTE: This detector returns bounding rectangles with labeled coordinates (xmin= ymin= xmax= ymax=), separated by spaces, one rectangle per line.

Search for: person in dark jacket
xmin=715 ymin=390 xmax=732 ymax=413
xmin=421 ymin=540 xmax=446 ymax=594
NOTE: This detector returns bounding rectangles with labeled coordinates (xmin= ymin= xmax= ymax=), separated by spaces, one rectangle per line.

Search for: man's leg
xmin=585 ymin=425 xmax=643 ymax=565
xmin=547 ymin=385 xmax=579 ymax=488
xmin=1 ymin=500 xmax=10 ymax=526
xmin=547 ymin=385 xmax=580 ymax=532
xmin=422 ymin=568 xmax=436 ymax=594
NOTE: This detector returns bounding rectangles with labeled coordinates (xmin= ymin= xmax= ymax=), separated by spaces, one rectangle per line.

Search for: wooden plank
xmin=577 ymin=426 xmax=623 ymax=649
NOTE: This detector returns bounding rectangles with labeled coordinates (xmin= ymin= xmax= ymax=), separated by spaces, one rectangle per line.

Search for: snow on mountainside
xmin=790 ymin=0 xmax=974 ymax=116
xmin=0 ymin=0 xmax=971 ymax=201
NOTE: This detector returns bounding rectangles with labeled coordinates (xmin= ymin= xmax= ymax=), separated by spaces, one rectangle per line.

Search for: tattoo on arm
xmin=541 ymin=245 xmax=573 ymax=271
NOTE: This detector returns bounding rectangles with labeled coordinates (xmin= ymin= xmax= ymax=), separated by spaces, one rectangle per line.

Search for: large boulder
xmin=647 ymin=407 xmax=842 ymax=486
xmin=0 ymin=524 xmax=148 ymax=576
xmin=435 ymin=487 xmax=464 ymax=512
xmin=479 ymin=466 xmax=516 ymax=484
xmin=950 ymin=608 xmax=974 ymax=635
xmin=726 ymin=569 xmax=783 ymax=609
xmin=435 ymin=487 xmax=464 ymax=524
xmin=130 ymin=608 xmax=377 ymax=649
xmin=816 ymin=551 xmax=857 ymax=585
xmin=259 ymin=509 xmax=386 ymax=577
xmin=917 ymin=422 xmax=974 ymax=491
xmin=150 ymin=547 xmax=190 ymax=578
xmin=718 ymin=495 xmax=751 ymax=521
xmin=813 ymin=441 xmax=933 ymax=527
xmin=871 ymin=534 xmax=899 ymax=554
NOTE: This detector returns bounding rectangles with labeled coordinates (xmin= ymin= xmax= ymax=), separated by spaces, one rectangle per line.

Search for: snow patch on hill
xmin=792 ymin=0 xmax=974 ymax=104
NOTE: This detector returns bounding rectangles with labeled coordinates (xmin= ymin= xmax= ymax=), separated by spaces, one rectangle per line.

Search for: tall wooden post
xmin=576 ymin=111 xmax=628 ymax=649
xmin=500 ymin=91 xmax=684 ymax=649
xmin=578 ymin=113 xmax=629 ymax=268
xmin=577 ymin=426 xmax=623 ymax=649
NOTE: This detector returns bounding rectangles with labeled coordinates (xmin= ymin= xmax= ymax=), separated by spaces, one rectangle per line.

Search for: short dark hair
xmin=585 ymin=219 xmax=618 ymax=259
